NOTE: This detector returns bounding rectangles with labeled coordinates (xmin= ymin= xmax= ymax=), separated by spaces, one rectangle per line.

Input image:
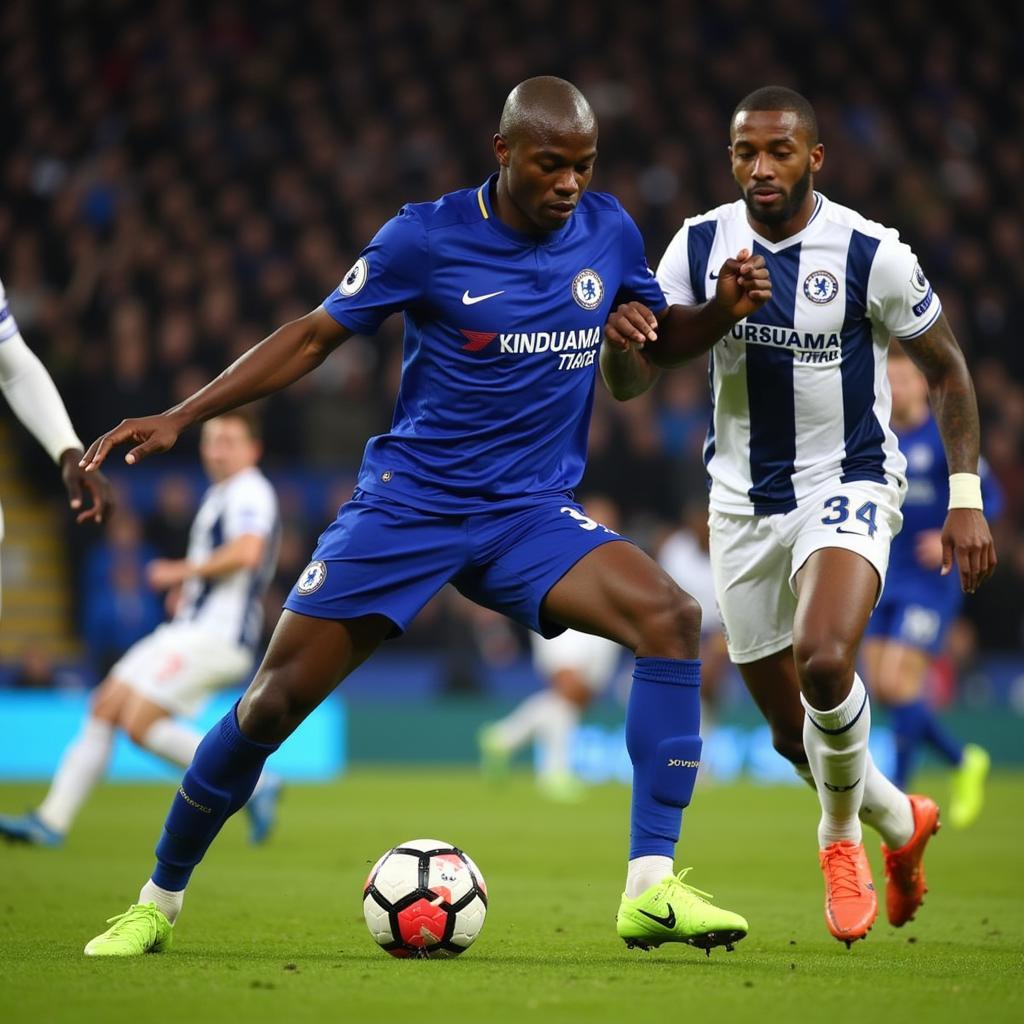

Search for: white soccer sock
xmin=140 ymin=717 xmax=201 ymax=766
xmin=141 ymin=716 xmax=275 ymax=797
xmin=535 ymin=693 xmax=580 ymax=779
xmin=36 ymin=718 xmax=115 ymax=834
xmin=490 ymin=691 xmax=565 ymax=753
xmin=626 ymin=855 xmax=674 ymax=899
xmin=139 ymin=879 xmax=184 ymax=924
xmin=801 ymin=674 xmax=870 ymax=848
xmin=859 ymin=751 xmax=914 ymax=849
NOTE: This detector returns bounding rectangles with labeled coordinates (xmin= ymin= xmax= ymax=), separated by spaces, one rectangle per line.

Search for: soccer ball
xmin=362 ymin=838 xmax=488 ymax=958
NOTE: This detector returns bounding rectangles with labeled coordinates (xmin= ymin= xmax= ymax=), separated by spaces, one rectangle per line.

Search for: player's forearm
xmin=600 ymin=344 xmax=661 ymax=400
xmin=927 ymin=359 xmax=981 ymax=475
xmin=644 ymin=301 xmax=735 ymax=368
xmin=0 ymin=334 xmax=83 ymax=462
xmin=164 ymin=314 xmax=340 ymax=430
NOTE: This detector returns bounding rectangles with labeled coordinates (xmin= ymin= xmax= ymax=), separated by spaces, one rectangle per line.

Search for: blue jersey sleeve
xmin=614 ymin=209 xmax=667 ymax=313
xmin=321 ymin=207 xmax=428 ymax=335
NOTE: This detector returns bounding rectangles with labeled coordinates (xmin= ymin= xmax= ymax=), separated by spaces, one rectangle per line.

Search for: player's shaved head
xmin=499 ymin=76 xmax=597 ymax=145
xmin=732 ymin=86 xmax=818 ymax=145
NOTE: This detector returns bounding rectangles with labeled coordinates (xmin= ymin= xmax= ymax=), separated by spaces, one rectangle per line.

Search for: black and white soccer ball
xmin=362 ymin=839 xmax=488 ymax=958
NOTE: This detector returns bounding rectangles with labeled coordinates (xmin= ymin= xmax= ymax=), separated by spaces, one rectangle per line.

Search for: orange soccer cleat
xmin=881 ymin=794 xmax=941 ymax=927
xmin=819 ymin=840 xmax=878 ymax=947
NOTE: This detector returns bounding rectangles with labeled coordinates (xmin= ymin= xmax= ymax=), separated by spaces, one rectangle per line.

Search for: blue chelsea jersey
xmin=321 ymin=174 xmax=666 ymax=513
xmin=890 ymin=413 xmax=1002 ymax=578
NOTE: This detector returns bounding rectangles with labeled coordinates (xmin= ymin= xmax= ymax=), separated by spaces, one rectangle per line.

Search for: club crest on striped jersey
xmin=296 ymin=560 xmax=327 ymax=595
xmin=571 ymin=269 xmax=604 ymax=310
xmin=339 ymin=257 xmax=368 ymax=296
xmin=803 ymin=270 xmax=839 ymax=304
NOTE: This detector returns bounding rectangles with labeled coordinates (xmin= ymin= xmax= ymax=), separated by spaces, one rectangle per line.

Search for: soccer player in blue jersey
xmin=603 ymin=86 xmax=996 ymax=945
xmin=76 ymin=77 xmax=772 ymax=957
xmin=862 ymin=346 xmax=1000 ymax=827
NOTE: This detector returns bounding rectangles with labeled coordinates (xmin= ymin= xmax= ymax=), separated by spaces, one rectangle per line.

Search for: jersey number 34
xmin=821 ymin=495 xmax=878 ymax=537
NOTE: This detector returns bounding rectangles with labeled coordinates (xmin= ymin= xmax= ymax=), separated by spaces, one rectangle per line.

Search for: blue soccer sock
xmin=889 ymin=699 xmax=930 ymax=791
xmin=151 ymin=702 xmax=279 ymax=892
xmin=625 ymin=657 xmax=702 ymax=860
xmin=920 ymin=704 xmax=964 ymax=767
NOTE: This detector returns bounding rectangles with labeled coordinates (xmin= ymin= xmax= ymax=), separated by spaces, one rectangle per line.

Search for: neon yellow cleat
xmin=477 ymin=725 xmax=511 ymax=784
xmin=948 ymin=743 xmax=990 ymax=829
xmin=616 ymin=868 xmax=748 ymax=955
xmin=84 ymin=903 xmax=173 ymax=957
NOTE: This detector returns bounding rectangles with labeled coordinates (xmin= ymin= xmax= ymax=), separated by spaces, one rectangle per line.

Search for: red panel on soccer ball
xmin=396 ymin=898 xmax=449 ymax=948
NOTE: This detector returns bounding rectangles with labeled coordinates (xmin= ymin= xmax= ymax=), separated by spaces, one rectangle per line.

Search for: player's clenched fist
xmin=80 ymin=412 xmax=186 ymax=472
xmin=713 ymin=248 xmax=771 ymax=320
xmin=605 ymin=301 xmax=659 ymax=350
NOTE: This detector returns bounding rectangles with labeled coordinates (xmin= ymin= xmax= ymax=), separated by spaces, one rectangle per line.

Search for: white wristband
xmin=948 ymin=473 xmax=983 ymax=510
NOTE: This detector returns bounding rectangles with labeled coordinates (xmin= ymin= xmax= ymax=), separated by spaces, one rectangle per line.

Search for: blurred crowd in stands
xmin=1 ymin=0 xmax=1021 ymax=685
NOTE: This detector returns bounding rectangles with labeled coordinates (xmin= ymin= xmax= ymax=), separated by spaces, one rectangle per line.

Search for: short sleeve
xmin=224 ymin=476 xmax=277 ymax=542
xmin=613 ymin=210 xmax=667 ymax=312
xmin=656 ymin=224 xmax=697 ymax=307
xmin=321 ymin=207 xmax=429 ymax=336
xmin=867 ymin=235 xmax=942 ymax=340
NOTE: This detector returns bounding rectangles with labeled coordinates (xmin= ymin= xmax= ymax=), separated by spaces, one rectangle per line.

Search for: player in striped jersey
xmin=602 ymin=86 xmax=996 ymax=945
xmin=0 ymin=411 xmax=283 ymax=847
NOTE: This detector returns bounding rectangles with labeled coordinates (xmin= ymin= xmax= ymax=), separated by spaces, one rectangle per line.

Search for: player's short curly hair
xmin=732 ymin=86 xmax=818 ymax=145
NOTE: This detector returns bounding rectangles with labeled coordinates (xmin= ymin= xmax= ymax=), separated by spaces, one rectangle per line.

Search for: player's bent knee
xmin=649 ymin=734 xmax=703 ymax=808
xmin=793 ymin=639 xmax=855 ymax=705
xmin=634 ymin=580 xmax=701 ymax=656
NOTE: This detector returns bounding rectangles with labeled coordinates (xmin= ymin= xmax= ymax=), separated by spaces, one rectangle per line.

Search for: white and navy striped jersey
xmin=658 ymin=193 xmax=941 ymax=515
xmin=175 ymin=466 xmax=280 ymax=648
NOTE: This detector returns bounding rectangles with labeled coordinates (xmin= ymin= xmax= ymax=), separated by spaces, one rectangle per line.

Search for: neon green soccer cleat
xmin=616 ymin=868 xmax=749 ymax=955
xmin=477 ymin=724 xmax=511 ymax=784
xmin=83 ymin=903 xmax=173 ymax=957
xmin=948 ymin=743 xmax=990 ymax=829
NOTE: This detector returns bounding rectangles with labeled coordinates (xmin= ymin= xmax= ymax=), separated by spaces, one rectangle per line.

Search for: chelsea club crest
xmin=803 ymin=270 xmax=839 ymax=304
xmin=571 ymin=268 xmax=604 ymax=310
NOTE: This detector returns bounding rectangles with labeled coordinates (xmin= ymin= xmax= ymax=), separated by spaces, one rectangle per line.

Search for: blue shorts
xmin=283 ymin=489 xmax=627 ymax=637
xmin=865 ymin=572 xmax=962 ymax=655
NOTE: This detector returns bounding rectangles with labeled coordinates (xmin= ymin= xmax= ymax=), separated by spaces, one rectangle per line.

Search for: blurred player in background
xmin=479 ymin=495 xmax=624 ymax=802
xmin=0 ymin=278 xmax=112 ymax=609
xmin=862 ymin=345 xmax=1000 ymax=826
xmin=0 ymin=411 xmax=283 ymax=847
xmin=603 ymin=86 xmax=996 ymax=945
xmin=658 ymin=497 xmax=731 ymax=753
xmin=76 ymin=77 xmax=770 ymax=958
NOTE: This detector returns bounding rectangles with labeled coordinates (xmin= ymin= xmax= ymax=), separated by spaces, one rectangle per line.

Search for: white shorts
xmin=709 ymin=480 xmax=902 ymax=665
xmin=531 ymin=629 xmax=621 ymax=693
xmin=110 ymin=622 xmax=254 ymax=718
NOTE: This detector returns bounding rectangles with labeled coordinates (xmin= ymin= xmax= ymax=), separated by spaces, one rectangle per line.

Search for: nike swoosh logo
xmin=835 ymin=527 xmax=864 ymax=536
xmin=462 ymin=290 xmax=505 ymax=305
xmin=709 ymin=271 xmax=719 ymax=279
xmin=638 ymin=904 xmax=676 ymax=929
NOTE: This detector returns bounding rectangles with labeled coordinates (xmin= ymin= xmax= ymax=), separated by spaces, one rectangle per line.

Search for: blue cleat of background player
xmin=0 ymin=810 xmax=64 ymax=847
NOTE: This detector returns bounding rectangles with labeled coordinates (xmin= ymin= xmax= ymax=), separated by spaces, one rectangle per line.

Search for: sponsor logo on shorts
xmin=296 ymin=560 xmax=327 ymax=595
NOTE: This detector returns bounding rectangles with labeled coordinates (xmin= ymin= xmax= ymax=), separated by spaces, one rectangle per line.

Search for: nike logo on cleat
xmin=638 ymin=904 xmax=676 ymax=929
xmin=462 ymin=289 xmax=505 ymax=305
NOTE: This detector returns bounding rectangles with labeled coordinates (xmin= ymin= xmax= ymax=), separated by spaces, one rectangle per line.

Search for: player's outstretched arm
xmin=902 ymin=312 xmax=996 ymax=593
xmin=602 ymin=251 xmax=771 ymax=398
xmin=81 ymin=308 xmax=352 ymax=471
xmin=0 ymin=324 xmax=114 ymax=522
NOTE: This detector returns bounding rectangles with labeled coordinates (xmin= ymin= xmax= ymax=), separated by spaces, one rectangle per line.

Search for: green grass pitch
xmin=1 ymin=771 xmax=1021 ymax=1023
